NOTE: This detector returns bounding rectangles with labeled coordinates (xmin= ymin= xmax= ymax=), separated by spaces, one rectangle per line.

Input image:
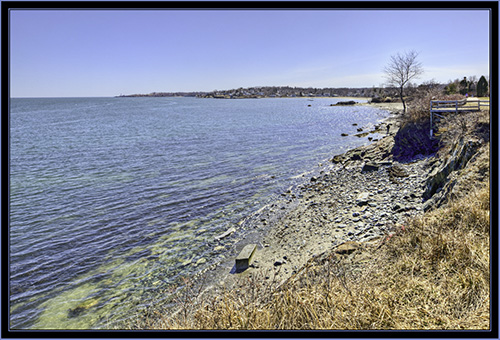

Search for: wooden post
xmin=235 ymin=244 xmax=257 ymax=271
xmin=430 ymin=100 xmax=433 ymax=138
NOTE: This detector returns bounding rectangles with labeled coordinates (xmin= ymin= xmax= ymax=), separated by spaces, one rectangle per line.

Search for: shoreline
xmin=186 ymin=103 xmax=411 ymax=303
xmin=148 ymin=103 xmax=491 ymax=330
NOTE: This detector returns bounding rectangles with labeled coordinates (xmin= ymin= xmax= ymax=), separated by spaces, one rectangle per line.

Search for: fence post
xmin=430 ymin=100 xmax=433 ymax=138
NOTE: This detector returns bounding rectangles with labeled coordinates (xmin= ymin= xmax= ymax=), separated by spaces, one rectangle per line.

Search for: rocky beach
xmin=133 ymin=100 xmax=490 ymax=330
xmin=191 ymin=100 xmax=489 ymax=303
xmin=199 ymin=103 xmax=425 ymax=291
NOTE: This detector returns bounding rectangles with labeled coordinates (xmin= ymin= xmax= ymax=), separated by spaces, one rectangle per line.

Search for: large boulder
xmin=392 ymin=119 xmax=439 ymax=161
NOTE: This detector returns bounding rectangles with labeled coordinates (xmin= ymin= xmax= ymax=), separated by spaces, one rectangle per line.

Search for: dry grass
xmin=436 ymin=109 xmax=490 ymax=153
xmin=144 ymin=179 xmax=490 ymax=330
xmin=406 ymin=91 xmax=464 ymax=123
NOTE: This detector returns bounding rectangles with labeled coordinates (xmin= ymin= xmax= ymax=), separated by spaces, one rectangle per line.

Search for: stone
xmin=274 ymin=259 xmax=286 ymax=266
xmin=362 ymin=162 xmax=380 ymax=172
xmin=389 ymin=164 xmax=409 ymax=178
xmin=335 ymin=100 xmax=357 ymax=105
xmin=332 ymin=155 xmax=344 ymax=163
xmin=356 ymin=192 xmax=370 ymax=206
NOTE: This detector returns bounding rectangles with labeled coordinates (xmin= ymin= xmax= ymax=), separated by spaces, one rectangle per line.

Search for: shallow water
xmin=9 ymin=97 xmax=389 ymax=329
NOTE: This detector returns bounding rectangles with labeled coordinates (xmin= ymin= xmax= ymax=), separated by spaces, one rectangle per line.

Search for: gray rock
xmin=356 ymin=192 xmax=370 ymax=205
xmin=362 ymin=162 xmax=380 ymax=172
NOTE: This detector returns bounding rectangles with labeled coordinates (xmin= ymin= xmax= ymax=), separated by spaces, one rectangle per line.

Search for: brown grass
xmin=136 ymin=179 xmax=490 ymax=330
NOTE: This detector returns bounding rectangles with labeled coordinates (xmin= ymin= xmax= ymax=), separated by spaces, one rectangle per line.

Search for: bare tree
xmin=383 ymin=50 xmax=424 ymax=113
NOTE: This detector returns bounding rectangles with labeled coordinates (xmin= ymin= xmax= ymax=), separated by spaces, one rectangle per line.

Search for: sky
xmin=9 ymin=8 xmax=491 ymax=97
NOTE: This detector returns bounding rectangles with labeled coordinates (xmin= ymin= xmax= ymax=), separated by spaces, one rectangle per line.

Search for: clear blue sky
xmin=10 ymin=9 xmax=490 ymax=97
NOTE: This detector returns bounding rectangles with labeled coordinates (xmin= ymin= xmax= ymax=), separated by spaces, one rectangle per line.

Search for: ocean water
xmin=9 ymin=97 xmax=389 ymax=329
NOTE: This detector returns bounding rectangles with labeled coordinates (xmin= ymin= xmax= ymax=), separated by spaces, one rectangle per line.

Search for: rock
xmin=388 ymin=164 xmax=409 ymax=178
xmin=311 ymin=176 xmax=318 ymax=182
xmin=274 ymin=260 xmax=286 ymax=266
xmin=349 ymin=151 xmax=363 ymax=161
xmin=332 ymin=155 xmax=344 ymax=164
xmin=341 ymin=133 xmax=349 ymax=137
xmin=214 ymin=246 xmax=225 ymax=252
xmin=362 ymin=162 xmax=380 ymax=172
xmin=357 ymin=128 xmax=363 ymax=132
xmin=356 ymin=192 xmax=370 ymax=206
xmin=392 ymin=203 xmax=404 ymax=211
xmin=423 ymin=139 xmax=481 ymax=201
xmin=335 ymin=100 xmax=357 ymax=105
xmin=392 ymin=120 xmax=439 ymax=161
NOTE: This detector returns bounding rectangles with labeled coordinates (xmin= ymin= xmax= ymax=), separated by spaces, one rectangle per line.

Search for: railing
xmin=429 ymin=98 xmax=489 ymax=137
xmin=430 ymin=99 xmax=467 ymax=114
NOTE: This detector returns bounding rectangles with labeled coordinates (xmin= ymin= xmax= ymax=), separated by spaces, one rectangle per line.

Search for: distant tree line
xmin=197 ymin=86 xmax=403 ymax=99
xmin=117 ymin=76 xmax=489 ymax=100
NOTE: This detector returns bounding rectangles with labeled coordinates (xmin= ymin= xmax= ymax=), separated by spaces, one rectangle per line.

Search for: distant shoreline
xmin=116 ymin=85 xmax=401 ymax=99
xmin=116 ymin=94 xmax=372 ymax=100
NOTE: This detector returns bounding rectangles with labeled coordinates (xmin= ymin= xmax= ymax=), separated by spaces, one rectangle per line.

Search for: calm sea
xmin=9 ymin=97 xmax=389 ymax=329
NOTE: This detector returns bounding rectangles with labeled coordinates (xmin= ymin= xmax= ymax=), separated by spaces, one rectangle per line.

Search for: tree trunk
xmin=400 ymin=86 xmax=406 ymax=113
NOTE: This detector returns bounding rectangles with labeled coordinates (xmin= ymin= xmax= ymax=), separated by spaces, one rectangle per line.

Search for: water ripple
xmin=10 ymin=97 xmax=388 ymax=329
